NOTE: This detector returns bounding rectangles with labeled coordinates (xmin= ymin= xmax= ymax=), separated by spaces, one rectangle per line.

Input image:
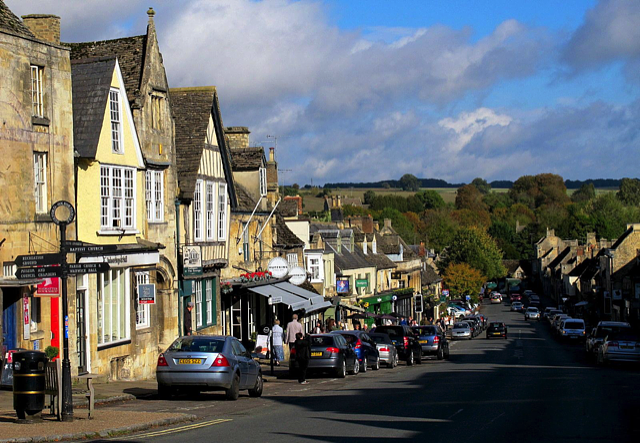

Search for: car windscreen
xmin=337 ymin=334 xmax=358 ymax=344
xmin=311 ymin=336 xmax=334 ymax=347
xmin=526 ymin=308 xmax=538 ymax=312
xmin=413 ymin=327 xmax=437 ymax=335
xmin=489 ymin=323 xmax=504 ymax=328
xmin=374 ymin=327 xmax=402 ymax=337
xmin=168 ymin=337 xmax=225 ymax=353
xmin=369 ymin=335 xmax=391 ymax=344
xmin=453 ymin=323 xmax=469 ymax=329
xmin=564 ymin=321 xmax=584 ymax=329
xmin=598 ymin=327 xmax=632 ymax=338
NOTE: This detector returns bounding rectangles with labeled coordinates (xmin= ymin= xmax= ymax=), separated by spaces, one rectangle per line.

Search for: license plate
xmin=419 ymin=340 xmax=428 ymax=344
xmin=311 ymin=352 xmax=323 ymax=357
xmin=177 ymin=358 xmax=202 ymax=364
xmin=621 ymin=345 xmax=632 ymax=349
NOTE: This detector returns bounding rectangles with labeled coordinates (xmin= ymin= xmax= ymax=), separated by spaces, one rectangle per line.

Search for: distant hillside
xmin=564 ymin=179 xmax=622 ymax=189
xmin=322 ymin=178 xmax=624 ymax=190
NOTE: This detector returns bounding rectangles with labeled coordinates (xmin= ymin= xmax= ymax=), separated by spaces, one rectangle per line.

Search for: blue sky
xmin=8 ymin=0 xmax=640 ymax=185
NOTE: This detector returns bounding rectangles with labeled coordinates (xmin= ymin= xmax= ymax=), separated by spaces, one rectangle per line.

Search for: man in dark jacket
xmin=294 ymin=332 xmax=311 ymax=384
xmin=184 ymin=302 xmax=194 ymax=336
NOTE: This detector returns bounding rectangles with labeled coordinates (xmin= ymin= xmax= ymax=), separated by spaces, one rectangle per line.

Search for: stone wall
xmin=225 ymin=126 xmax=250 ymax=149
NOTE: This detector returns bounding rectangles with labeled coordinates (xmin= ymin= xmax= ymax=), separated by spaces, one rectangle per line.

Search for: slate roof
xmin=502 ymin=260 xmax=522 ymax=276
xmin=274 ymin=214 xmax=304 ymax=248
xmin=610 ymin=226 xmax=633 ymax=250
xmin=234 ymin=183 xmax=258 ymax=212
xmin=170 ymin=87 xmax=217 ymax=199
xmin=65 ymin=35 xmax=147 ymax=103
xmin=568 ymin=259 xmax=590 ymax=277
xmin=331 ymin=243 xmax=374 ymax=272
xmin=0 ymin=1 xmax=35 ymax=38
xmin=70 ymin=57 xmax=117 ymax=158
xmin=548 ymin=247 xmax=571 ymax=270
xmin=230 ymin=148 xmax=264 ymax=171
xmin=279 ymin=199 xmax=299 ymax=217
xmin=363 ymin=251 xmax=397 ymax=270
xmin=422 ymin=266 xmax=442 ymax=285
xmin=377 ymin=233 xmax=401 ymax=255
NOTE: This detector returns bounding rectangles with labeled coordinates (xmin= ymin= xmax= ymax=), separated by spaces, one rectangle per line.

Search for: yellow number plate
xmin=311 ymin=352 xmax=323 ymax=357
xmin=419 ymin=340 xmax=428 ymax=344
xmin=178 ymin=358 xmax=202 ymax=364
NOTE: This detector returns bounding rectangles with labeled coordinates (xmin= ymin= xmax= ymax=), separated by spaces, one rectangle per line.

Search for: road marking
xmin=113 ymin=418 xmax=232 ymax=440
xmin=479 ymin=411 xmax=505 ymax=430
xmin=448 ymin=409 xmax=464 ymax=419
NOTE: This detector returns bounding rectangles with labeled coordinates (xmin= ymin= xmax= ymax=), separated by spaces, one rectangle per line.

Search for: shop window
xmin=135 ymin=271 xmax=150 ymax=329
xmin=194 ymin=280 xmax=203 ymax=327
xmin=97 ymin=269 xmax=130 ymax=346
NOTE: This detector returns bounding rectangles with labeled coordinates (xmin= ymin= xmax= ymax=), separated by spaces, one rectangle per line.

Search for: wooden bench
xmin=44 ymin=360 xmax=62 ymax=420
xmin=77 ymin=373 xmax=97 ymax=419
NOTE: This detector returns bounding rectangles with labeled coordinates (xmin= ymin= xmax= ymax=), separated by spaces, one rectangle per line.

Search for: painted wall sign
xmin=268 ymin=257 xmax=289 ymax=278
xmin=79 ymin=251 xmax=159 ymax=268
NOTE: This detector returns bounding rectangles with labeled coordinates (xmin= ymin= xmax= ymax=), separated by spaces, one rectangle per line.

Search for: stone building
xmin=0 ymin=3 xmax=75 ymax=357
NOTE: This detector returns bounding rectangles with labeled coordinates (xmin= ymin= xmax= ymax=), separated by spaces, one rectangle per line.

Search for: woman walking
xmin=272 ymin=319 xmax=284 ymax=366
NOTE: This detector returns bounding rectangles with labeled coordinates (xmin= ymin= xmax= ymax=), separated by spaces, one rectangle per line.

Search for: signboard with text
xmin=37 ymin=278 xmax=60 ymax=296
xmin=138 ymin=284 xmax=156 ymax=304
xmin=182 ymin=246 xmax=203 ymax=276
xmin=355 ymin=279 xmax=368 ymax=288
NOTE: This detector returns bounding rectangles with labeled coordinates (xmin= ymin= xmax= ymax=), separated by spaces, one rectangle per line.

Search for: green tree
xmin=443 ymin=263 xmax=485 ymax=301
xmin=617 ymin=178 xmax=640 ymax=206
xmin=377 ymin=208 xmax=416 ymax=244
xmin=422 ymin=209 xmax=459 ymax=253
xmin=399 ymin=174 xmax=420 ymax=191
xmin=363 ymin=190 xmax=376 ymax=205
xmin=415 ymin=190 xmax=445 ymax=210
xmin=509 ymin=173 xmax=569 ymax=209
xmin=571 ymin=183 xmax=596 ymax=203
xmin=483 ymin=192 xmax=512 ymax=211
xmin=471 ymin=177 xmax=491 ymax=194
xmin=455 ymin=184 xmax=487 ymax=211
xmin=590 ymin=193 xmax=640 ymax=239
xmin=438 ymin=227 xmax=506 ymax=280
xmin=451 ymin=209 xmax=491 ymax=230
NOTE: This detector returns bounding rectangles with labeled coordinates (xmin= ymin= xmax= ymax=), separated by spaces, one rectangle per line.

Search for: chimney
xmin=384 ymin=218 xmax=392 ymax=229
xmin=269 ymin=147 xmax=275 ymax=162
xmin=362 ymin=215 xmax=373 ymax=234
xmin=22 ymin=14 xmax=60 ymax=45
xmin=586 ymin=232 xmax=596 ymax=246
xmin=224 ymin=126 xmax=250 ymax=150
xmin=266 ymin=146 xmax=278 ymax=195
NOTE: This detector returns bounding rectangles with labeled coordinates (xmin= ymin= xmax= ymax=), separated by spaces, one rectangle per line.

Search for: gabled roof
xmin=502 ymin=260 xmax=522 ymax=275
xmin=422 ymin=266 xmax=442 ymax=285
xmin=279 ymin=199 xmax=299 ymax=217
xmin=170 ymin=87 xmax=236 ymax=207
xmin=548 ymin=247 xmax=571 ymax=270
xmin=230 ymin=148 xmax=265 ymax=171
xmin=331 ymin=242 xmax=374 ymax=272
xmin=274 ymin=214 xmax=304 ymax=248
xmin=363 ymin=250 xmax=397 ymax=270
xmin=610 ymin=226 xmax=633 ymax=250
xmin=0 ymin=1 xmax=35 ymax=39
xmin=568 ymin=259 xmax=590 ymax=277
xmin=234 ymin=183 xmax=259 ymax=213
xmin=65 ymin=35 xmax=147 ymax=103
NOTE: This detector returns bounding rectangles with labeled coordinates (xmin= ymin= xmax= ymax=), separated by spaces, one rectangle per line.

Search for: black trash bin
xmin=12 ymin=350 xmax=47 ymax=420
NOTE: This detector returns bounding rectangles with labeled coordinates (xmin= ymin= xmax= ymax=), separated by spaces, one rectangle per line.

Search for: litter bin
xmin=12 ymin=350 xmax=47 ymax=420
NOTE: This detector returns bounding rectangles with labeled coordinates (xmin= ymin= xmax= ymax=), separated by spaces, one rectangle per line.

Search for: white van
xmin=558 ymin=318 xmax=586 ymax=340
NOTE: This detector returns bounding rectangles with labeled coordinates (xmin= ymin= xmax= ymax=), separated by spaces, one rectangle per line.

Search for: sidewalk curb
xmin=0 ymin=413 xmax=198 ymax=443
xmin=72 ymin=393 xmax=136 ymax=407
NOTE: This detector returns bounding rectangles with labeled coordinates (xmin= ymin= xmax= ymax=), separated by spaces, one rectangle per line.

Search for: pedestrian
xmin=411 ymin=319 xmax=418 ymax=326
xmin=294 ymin=332 xmax=311 ymax=384
xmin=400 ymin=316 xmax=407 ymax=325
xmin=272 ymin=319 xmax=284 ymax=366
xmin=285 ymin=314 xmax=304 ymax=356
xmin=354 ymin=323 xmax=361 ymax=330
xmin=408 ymin=316 xmax=414 ymax=325
xmin=362 ymin=323 xmax=368 ymax=331
xmin=428 ymin=317 xmax=434 ymax=325
xmin=326 ymin=318 xmax=335 ymax=331
xmin=184 ymin=302 xmax=194 ymax=336
xmin=312 ymin=320 xmax=324 ymax=334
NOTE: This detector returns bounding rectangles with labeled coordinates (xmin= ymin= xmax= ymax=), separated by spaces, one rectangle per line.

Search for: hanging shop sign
xmin=288 ymin=266 xmax=307 ymax=286
xmin=337 ymin=279 xmax=350 ymax=294
xmin=355 ymin=279 xmax=368 ymax=288
xmin=267 ymin=257 xmax=289 ymax=278
xmin=138 ymin=284 xmax=156 ymax=304
xmin=391 ymin=272 xmax=402 ymax=280
xmin=36 ymin=277 xmax=60 ymax=297
xmin=182 ymin=245 xmax=203 ymax=276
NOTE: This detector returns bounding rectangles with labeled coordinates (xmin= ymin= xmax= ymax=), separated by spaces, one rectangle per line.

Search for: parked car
xmin=486 ymin=322 xmax=507 ymax=339
xmin=447 ymin=305 xmax=466 ymax=318
xmin=452 ymin=322 xmax=472 ymax=340
xmin=544 ymin=309 xmax=563 ymax=323
xmin=511 ymin=301 xmax=524 ymax=312
xmin=510 ymin=293 xmax=522 ymax=302
xmin=524 ymin=307 xmax=540 ymax=320
xmin=585 ymin=321 xmax=632 ymax=360
xmin=372 ymin=325 xmax=422 ymax=365
xmin=412 ymin=325 xmax=449 ymax=360
xmin=491 ymin=294 xmax=502 ymax=304
xmin=331 ymin=330 xmax=380 ymax=372
xmin=542 ymin=307 xmax=559 ymax=321
xmin=551 ymin=314 xmax=571 ymax=334
xmin=597 ymin=331 xmax=640 ymax=366
xmin=369 ymin=333 xmax=399 ymax=368
xmin=461 ymin=318 xmax=481 ymax=336
xmin=307 ymin=334 xmax=359 ymax=377
xmin=156 ymin=335 xmax=263 ymax=400
xmin=558 ymin=319 xmax=587 ymax=341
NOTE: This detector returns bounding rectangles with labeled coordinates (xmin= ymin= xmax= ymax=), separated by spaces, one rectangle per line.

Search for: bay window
xmin=100 ymin=165 xmax=136 ymax=231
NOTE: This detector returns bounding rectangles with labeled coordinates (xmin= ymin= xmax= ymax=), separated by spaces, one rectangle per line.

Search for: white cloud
xmin=438 ymin=108 xmax=512 ymax=153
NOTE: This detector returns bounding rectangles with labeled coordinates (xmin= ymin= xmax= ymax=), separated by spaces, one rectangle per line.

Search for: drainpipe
xmin=175 ymin=197 xmax=182 ymax=337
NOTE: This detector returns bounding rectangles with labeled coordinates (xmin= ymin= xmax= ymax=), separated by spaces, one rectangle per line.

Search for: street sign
xmin=391 ymin=272 xmax=401 ymax=279
xmin=15 ymin=253 xmax=64 ymax=267
xmin=67 ymin=262 xmax=110 ymax=274
xmin=355 ymin=279 xmax=368 ymax=288
xmin=16 ymin=267 xmax=63 ymax=279
xmin=66 ymin=244 xmax=118 ymax=254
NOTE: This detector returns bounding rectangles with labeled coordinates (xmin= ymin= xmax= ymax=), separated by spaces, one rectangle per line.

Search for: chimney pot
xmin=269 ymin=147 xmax=275 ymax=162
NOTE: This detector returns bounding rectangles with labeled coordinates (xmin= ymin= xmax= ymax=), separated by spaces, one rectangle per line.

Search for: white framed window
xmin=109 ymin=89 xmax=123 ymax=154
xmin=217 ymin=183 xmax=227 ymax=240
xmin=287 ymin=253 xmax=298 ymax=268
xmin=206 ymin=281 xmax=213 ymax=324
xmin=194 ymin=280 xmax=203 ymax=328
xmin=194 ymin=180 xmax=204 ymax=241
xmin=259 ymin=167 xmax=267 ymax=197
xmin=97 ymin=269 xmax=130 ymax=346
xmin=206 ymin=182 xmax=216 ymax=240
xmin=100 ymin=165 xmax=136 ymax=230
xmin=135 ymin=271 xmax=150 ymax=329
xmin=145 ymin=170 xmax=164 ymax=222
xmin=31 ymin=65 xmax=44 ymax=117
xmin=309 ymin=257 xmax=321 ymax=281
xmin=33 ymin=152 xmax=47 ymax=213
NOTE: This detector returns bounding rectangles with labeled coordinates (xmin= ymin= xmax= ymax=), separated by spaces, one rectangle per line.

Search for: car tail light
xmin=608 ymin=341 xmax=619 ymax=348
xmin=355 ymin=339 xmax=362 ymax=349
xmin=433 ymin=336 xmax=440 ymax=344
xmin=326 ymin=347 xmax=339 ymax=354
xmin=212 ymin=354 xmax=230 ymax=367
xmin=157 ymin=353 xmax=168 ymax=367
xmin=379 ymin=347 xmax=389 ymax=352
xmin=403 ymin=337 xmax=409 ymax=348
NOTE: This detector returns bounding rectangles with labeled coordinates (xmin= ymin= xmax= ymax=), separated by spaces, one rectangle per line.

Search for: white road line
xmin=479 ymin=411 xmax=505 ymax=430
xmin=448 ymin=409 xmax=464 ymax=419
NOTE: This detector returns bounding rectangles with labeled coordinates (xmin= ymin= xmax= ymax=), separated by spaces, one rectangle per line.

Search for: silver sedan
xmin=452 ymin=323 xmax=472 ymax=340
xmin=156 ymin=335 xmax=263 ymax=400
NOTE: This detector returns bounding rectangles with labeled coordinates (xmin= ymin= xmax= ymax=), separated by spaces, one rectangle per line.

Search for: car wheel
xmin=437 ymin=347 xmax=444 ymax=360
xmin=158 ymin=384 xmax=172 ymax=400
xmin=407 ymin=350 xmax=414 ymax=366
xmin=336 ymin=359 xmax=347 ymax=378
xmin=416 ymin=351 xmax=423 ymax=364
xmin=248 ymin=373 xmax=263 ymax=397
xmin=349 ymin=358 xmax=359 ymax=375
xmin=445 ymin=347 xmax=450 ymax=360
xmin=361 ymin=357 xmax=368 ymax=373
xmin=225 ymin=372 xmax=240 ymax=401
xmin=373 ymin=357 xmax=380 ymax=370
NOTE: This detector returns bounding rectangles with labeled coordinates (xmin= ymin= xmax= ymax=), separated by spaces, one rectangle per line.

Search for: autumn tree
xmin=443 ymin=263 xmax=485 ymax=301
xmin=455 ymin=184 xmax=487 ymax=211
xmin=438 ymin=227 xmax=506 ymax=280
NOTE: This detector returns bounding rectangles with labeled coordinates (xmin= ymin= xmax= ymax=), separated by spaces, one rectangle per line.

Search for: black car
xmin=306 ymin=334 xmax=359 ymax=377
xmin=372 ymin=325 xmax=422 ymax=365
xmin=331 ymin=330 xmax=380 ymax=371
xmin=486 ymin=322 xmax=508 ymax=339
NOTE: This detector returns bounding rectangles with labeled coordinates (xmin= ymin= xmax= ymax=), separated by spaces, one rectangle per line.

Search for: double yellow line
xmin=115 ymin=418 xmax=232 ymax=440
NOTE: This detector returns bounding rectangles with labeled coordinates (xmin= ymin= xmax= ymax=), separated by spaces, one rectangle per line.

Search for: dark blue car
xmin=330 ymin=330 xmax=380 ymax=372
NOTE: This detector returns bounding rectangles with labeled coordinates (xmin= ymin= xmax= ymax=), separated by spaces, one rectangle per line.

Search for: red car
xmin=510 ymin=294 xmax=522 ymax=302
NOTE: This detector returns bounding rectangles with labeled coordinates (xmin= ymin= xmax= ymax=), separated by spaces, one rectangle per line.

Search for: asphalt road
xmin=104 ymin=301 xmax=640 ymax=443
